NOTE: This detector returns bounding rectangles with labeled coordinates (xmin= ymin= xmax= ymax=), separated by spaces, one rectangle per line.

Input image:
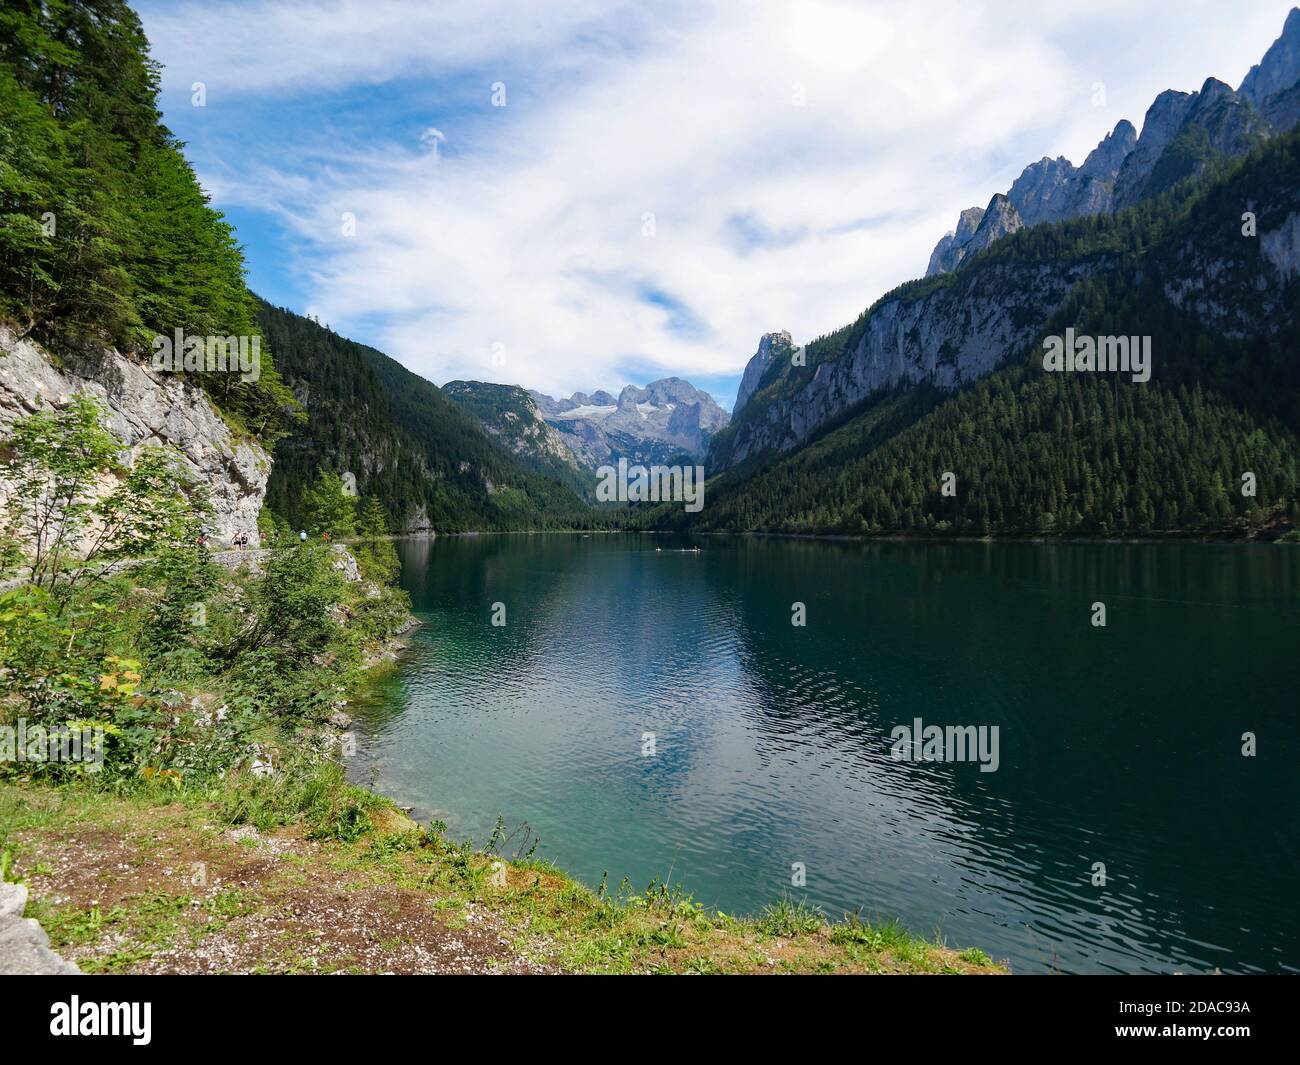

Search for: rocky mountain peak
xmin=734 ymin=330 xmax=794 ymax=413
xmin=968 ymin=193 xmax=1023 ymax=251
xmin=1240 ymin=7 xmax=1300 ymax=107
xmin=527 ymin=376 xmax=728 ymax=469
xmin=920 ymin=9 xmax=1300 ymax=277
xmin=1079 ymin=119 xmax=1137 ymax=181
xmin=925 ymin=206 xmax=987 ymax=277
xmin=1008 ymin=157 xmax=1078 ymax=228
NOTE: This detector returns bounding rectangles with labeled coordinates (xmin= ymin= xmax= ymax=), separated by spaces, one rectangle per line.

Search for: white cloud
xmin=139 ymin=0 xmax=1299 ymax=405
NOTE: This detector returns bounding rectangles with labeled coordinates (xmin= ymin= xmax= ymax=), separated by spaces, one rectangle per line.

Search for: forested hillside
xmin=258 ymin=301 xmax=593 ymax=531
xmin=0 ymin=0 xmax=297 ymax=440
xmin=443 ymin=380 xmax=596 ymax=501
xmin=647 ymin=132 xmax=1300 ymax=538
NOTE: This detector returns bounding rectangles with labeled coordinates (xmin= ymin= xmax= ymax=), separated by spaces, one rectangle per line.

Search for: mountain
xmin=734 ymin=332 xmax=795 ymax=414
xmin=527 ymin=378 xmax=729 ymax=469
xmin=925 ymin=10 xmax=1300 ymax=277
xmin=1241 ymin=7 xmax=1300 ymax=106
xmin=442 ymin=380 xmax=595 ymax=499
xmin=710 ymin=9 xmax=1300 ymax=478
xmin=926 ymin=206 xmax=987 ymax=276
xmin=679 ymin=85 xmax=1300 ymax=537
xmin=256 ymin=302 xmax=590 ymax=532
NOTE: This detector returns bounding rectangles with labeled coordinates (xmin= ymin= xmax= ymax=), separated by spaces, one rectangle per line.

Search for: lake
xmin=347 ymin=533 xmax=1299 ymax=974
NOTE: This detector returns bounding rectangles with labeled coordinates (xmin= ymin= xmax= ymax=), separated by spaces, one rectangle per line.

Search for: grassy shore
xmin=0 ymin=766 xmax=1005 ymax=975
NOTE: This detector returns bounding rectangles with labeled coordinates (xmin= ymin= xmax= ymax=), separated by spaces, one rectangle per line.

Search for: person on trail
xmin=299 ymin=530 xmax=307 ymax=542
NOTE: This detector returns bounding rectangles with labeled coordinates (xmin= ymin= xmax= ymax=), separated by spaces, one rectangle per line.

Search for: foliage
xmin=0 ymin=394 xmax=119 ymax=593
xmin=300 ymin=469 xmax=356 ymax=538
xmin=0 ymin=0 xmax=298 ymax=440
xmin=0 ymin=399 xmax=411 ymax=786
xmin=353 ymin=496 xmax=399 ymax=584
xmin=0 ymin=394 xmax=215 ymax=605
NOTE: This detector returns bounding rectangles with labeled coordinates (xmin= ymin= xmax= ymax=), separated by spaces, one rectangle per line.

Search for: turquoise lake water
xmin=348 ymin=534 xmax=1299 ymax=974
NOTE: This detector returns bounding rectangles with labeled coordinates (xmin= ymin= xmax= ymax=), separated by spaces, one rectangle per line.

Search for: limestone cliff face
xmin=718 ymin=258 xmax=1095 ymax=467
xmin=1240 ymin=7 xmax=1300 ymax=107
xmin=733 ymin=331 xmax=793 ymax=414
xmin=0 ymin=326 xmax=269 ymax=546
xmin=719 ymin=159 xmax=1299 ymax=472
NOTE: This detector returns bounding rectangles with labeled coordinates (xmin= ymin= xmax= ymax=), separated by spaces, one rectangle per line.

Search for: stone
xmin=0 ymin=914 xmax=81 ymax=975
xmin=0 ymin=326 xmax=269 ymax=548
xmin=525 ymin=378 xmax=729 ymax=469
xmin=0 ymin=880 xmax=27 ymax=920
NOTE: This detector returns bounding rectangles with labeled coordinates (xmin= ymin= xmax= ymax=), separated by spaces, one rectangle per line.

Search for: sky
xmin=136 ymin=0 xmax=1298 ymax=409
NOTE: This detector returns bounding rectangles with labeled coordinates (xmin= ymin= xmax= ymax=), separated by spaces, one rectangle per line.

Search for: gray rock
xmin=0 ymin=880 xmax=27 ymax=920
xmin=734 ymin=331 xmax=793 ymax=414
xmin=328 ymin=544 xmax=362 ymax=582
xmin=0 ymin=913 xmax=81 ymax=975
xmin=719 ymin=256 xmax=1094 ymax=467
xmin=1261 ymin=210 xmax=1300 ymax=281
xmin=926 ymin=206 xmax=985 ymax=276
xmin=964 ymin=194 xmax=1024 ymax=257
xmin=923 ymin=9 xmax=1299 ymax=276
xmin=528 ymin=377 xmax=728 ymax=470
xmin=1240 ymin=8 xmax=1300 ymax=109
xmin=0 ymin=326 xmax=269 ymax=548
xmin=1261 ymin=80 xmax=1300 ymax=132
xmin=1078 ymin=119 xmax=1137 ymax=182
xmin=1112 ymin=89 xmax=1196 ymax=208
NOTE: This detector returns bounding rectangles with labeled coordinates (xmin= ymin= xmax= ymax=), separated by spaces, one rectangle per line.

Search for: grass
xmin=0 ymin=767 xmax=1007 ymax=975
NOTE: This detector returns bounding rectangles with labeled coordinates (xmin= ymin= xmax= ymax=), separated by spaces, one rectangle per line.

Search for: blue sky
xmin=137 ymin=0 xmax=1297 ymax=409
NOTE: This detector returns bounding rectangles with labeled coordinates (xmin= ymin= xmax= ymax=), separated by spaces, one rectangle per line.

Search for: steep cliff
xmin=715 ymin=127 xmax=1300 ymax=472
xmin=0 ymin=326 xmax=269 ymax=546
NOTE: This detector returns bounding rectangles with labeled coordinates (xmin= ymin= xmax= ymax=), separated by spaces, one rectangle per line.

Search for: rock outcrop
xmin=0 ymin=880 xmax=80 ymax=975
xmin=0 ymin=326 xmax=269 ymax=547
xmin=733 ymin=331 xmax=793 ymax=414
xmin=925 ymin=205 xmax=987 ymax=276
xmin=442 ymin=381 xmax=581 ymax=470
xmin=1240 ymin=7 xmax=1300 ymax=107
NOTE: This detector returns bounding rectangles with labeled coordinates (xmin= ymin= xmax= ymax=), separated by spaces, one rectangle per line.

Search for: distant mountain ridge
xmin=924 ymin=8 xmax=1300 ymax=277
xmin=525 ymin=377 xmax=729 ymax=469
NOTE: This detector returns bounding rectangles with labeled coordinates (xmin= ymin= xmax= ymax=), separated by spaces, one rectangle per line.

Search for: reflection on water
xmin=347 ymin=533 xmax=1300 ymax=974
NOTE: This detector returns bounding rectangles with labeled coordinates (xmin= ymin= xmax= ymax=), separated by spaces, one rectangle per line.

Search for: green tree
xmin=354 ymin=496 xmax=399 ymax=583
xmin=0 ymin=394 xmax=120 ymax=594
xmin=301 ymin=469 xmax=357 ymax=537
